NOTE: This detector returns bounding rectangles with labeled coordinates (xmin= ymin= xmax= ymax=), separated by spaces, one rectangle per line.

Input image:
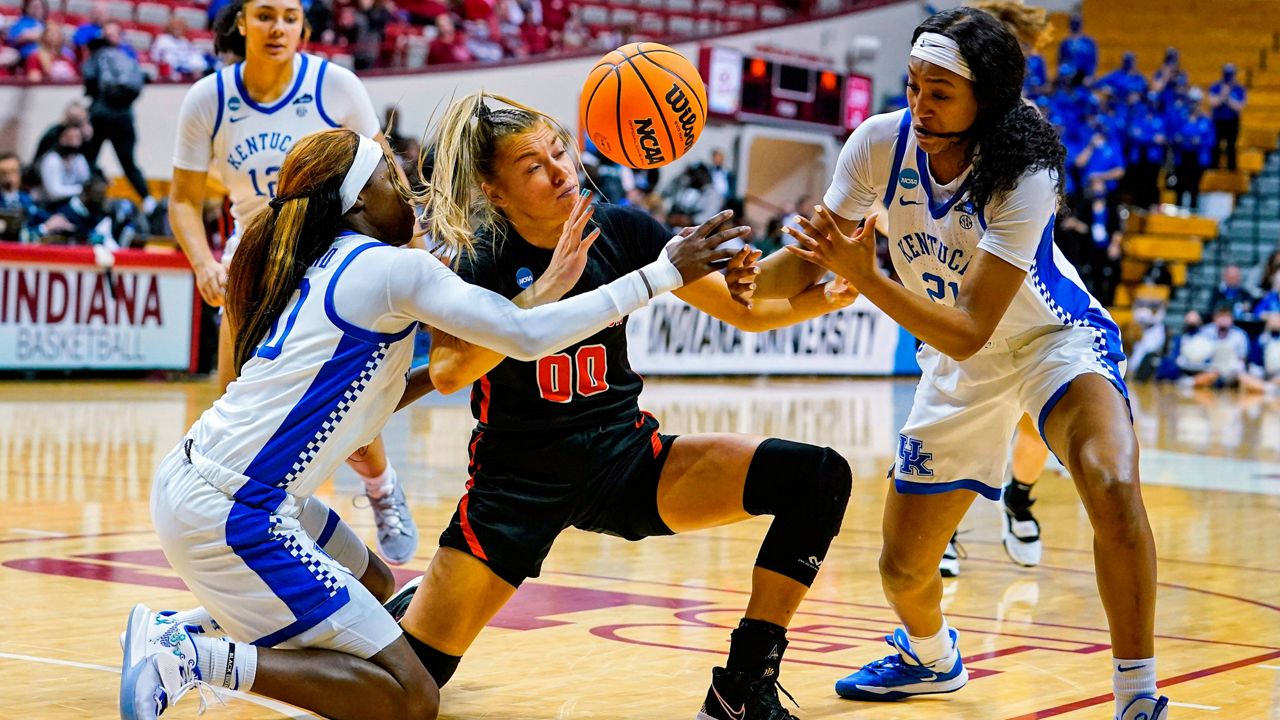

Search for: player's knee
xmin=744 ymin=440 xmax=852 ymax=534
xmin=879 ymin=548 xmax=933 ymax=591
xmin=1075 ymin=440 xmax=1136 ymax=501
xmin=398 ymin=682 xmax=440 ymax=720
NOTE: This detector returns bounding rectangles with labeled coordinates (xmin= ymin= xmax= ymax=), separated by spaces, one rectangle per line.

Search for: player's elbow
xmin=946 ymin=330 xmax=992 ymax=362
xmin=428 ymin=361 xmax=471 ymax=395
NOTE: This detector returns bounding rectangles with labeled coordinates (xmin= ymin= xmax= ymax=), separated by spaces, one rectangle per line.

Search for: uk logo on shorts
xmin=897 ymin=435 xmax=933 ymax=477
xmin=516 ymin=267 xmax=534 ymax=289
xmin=898 ymin=168 xmax=920 ymax=190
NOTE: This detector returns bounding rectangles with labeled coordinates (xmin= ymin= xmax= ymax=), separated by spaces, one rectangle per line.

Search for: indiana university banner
xmin=626 ymin=293 xmax=921 ymax=375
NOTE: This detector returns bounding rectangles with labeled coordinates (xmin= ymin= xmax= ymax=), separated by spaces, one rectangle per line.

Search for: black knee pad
xmin=403 ymin=630 xmax=462 ymax=688
xmin=743 ymin=439 xmax=852 ymax=586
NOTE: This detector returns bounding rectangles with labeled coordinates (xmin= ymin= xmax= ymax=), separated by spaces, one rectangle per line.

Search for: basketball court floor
xmin=1 ymin=376 xmax=1277 ymax=719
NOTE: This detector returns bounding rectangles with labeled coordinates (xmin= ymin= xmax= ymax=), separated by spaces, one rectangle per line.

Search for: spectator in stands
xmin=25 ymin=22 xmax=78 ymax=82
xmin=1172 ymin=88 xmax=1213 ymax=210
xmin=1208 ymin=265 xmax=1260 ymax=320
xmin=307 ymin=0 xmax=335 ymax=40
xmin=72 ymin=2 xmax=110 ymax=57
xmin=1125 ymin=98 xmax=1167 ymax=209
xmin=1210 ymin=63 xmax=1245 ymax=171
xmin=1152 ymin=48 xmax=1186 ymax=111
xmin=1057 ymin=13 xmax=1097 ymax=84
xmin=1247 ymin=248 xmax=1280 ymax=297
xmin=32 ymin=171 xmax=132 ymax=246
xmin=341 ymin=0 xmax=392 ymax=70
xmin=1255 ymin=266 xmax=1280 ymax=316
xmin=39 ymin=124 xmax=90 ymax=209
xmin=428 ymin=14 xmax=474 ymax=64
xmin=709 ymin=148 xmax=735 ymax=196
xmin=32 ymin=100 xmax=94 ymax=165
xmin=0 ymin=152 xmax=37 ymax=241
xmin=151 ymin=16 xmax=209 ymax=80
xmin=7 ymin=0 xmax=47 ymax=61
xmin=82 ymin=28 xmax=155 ymax=217
xmin=1250 ymin=312 xmax=1280 ymax=392
xmin=398 ymin=0 xmax=450 ymax=25
xmin=1097 ymin=52 xmax=1147 ymax=100
xmin=1178 ymin=306 xmax=1267 ymax=391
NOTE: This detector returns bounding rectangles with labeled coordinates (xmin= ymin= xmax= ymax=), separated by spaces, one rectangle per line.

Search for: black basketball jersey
xmin=455 ymin=204 xmax=671 ymax=432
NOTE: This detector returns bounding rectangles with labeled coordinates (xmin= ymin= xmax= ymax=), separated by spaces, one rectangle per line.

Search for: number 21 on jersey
xmin=536 ymin=345 xmax=608 ymax=403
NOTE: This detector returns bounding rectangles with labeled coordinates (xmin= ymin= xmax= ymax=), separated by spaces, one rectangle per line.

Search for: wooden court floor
xmin=1 ymin=377 xmax=1278 ymax=719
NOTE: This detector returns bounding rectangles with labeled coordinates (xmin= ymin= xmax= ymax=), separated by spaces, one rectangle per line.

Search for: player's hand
xmin=665 ymin=210 xmax=751 ymax=285
xmin=533 ymin=189 xmax=600 ymax=302
xmin=724 ymin=245 xmax=762 ymax=309
xmin=783 ymin=208 xmax=879 ymax=286
xmin=195 ymin=260 xmax=227 ymax=307
xmin=822 ymin=275 xmax=860 ymax=307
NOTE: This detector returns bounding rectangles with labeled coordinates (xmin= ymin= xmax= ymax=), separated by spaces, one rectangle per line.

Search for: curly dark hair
xmin=212 ymin=0 xmax=245 ymax=59
xmin=913 ymin=7 xmax=1065 ymax=211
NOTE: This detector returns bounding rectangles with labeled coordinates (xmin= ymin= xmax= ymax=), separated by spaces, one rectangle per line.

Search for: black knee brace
xmin=403 ymin=629 xmax=462 ymax=688
xmin=742 ymin=438 xmax=852 ymax=586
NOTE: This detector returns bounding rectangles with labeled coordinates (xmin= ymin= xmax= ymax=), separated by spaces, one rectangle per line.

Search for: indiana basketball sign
xmin=0 ymin=244 xmax=197 ymax=371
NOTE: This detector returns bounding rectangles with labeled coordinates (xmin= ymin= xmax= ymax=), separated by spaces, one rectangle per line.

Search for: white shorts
xmin=150 ymin=444 xmax=399 ymax=658
xmin=221 ymin=229 xmax=241 ymax=268
xmin=893 ymin=324 xmax=1128 ymax=500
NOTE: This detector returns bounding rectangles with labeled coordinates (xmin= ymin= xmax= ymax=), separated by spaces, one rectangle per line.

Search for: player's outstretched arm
xmin=750 ymin=204 xmax=862 ymax=300
xmin=675 ymin=246 xmax=857 ymax=332
xmin=786 ymin=209 xmax=1024 ymax=361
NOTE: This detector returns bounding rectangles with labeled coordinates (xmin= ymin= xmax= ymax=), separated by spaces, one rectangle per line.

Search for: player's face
xmin=239 ymin=0 xmax=304 ymax=63
xmin=906 ymin=57 xmax=978 ymax=155
xmin=360 ymin=157 xmax=417 ymax=246
xmin=484 ymin=124 xmax=579 ymax=224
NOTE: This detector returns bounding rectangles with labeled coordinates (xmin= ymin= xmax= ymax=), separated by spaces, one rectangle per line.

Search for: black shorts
xmin=438 ymin=411 xmax=677 ymax=587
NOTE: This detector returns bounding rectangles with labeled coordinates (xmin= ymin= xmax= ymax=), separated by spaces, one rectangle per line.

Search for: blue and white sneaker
xmin=834 ymin=628 xmax=968 ymax=701
xmin=119 ymin=604 xmax=210 ymax=719
xmin=1118 ymin=695 xmax=1170 ymax=720
xmin=361 ymin=480 xmax=419 ymax=566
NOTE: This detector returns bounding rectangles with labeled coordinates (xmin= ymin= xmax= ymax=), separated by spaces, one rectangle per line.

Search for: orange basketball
xmin=581 ymin=42 xmax=708 ymax=170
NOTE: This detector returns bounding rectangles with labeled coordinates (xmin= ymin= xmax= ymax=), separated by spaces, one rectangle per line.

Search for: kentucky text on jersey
xmin=227 ymin=132 xmax=295 ymax=171
xmin=896 ymin=231 xmax=972 ymax=274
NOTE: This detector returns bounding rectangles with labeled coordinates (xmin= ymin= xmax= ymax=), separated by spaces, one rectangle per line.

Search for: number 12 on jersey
xmin=249 ymin=166 xmax=280 ymax=198
xmin=536 ymin=345 xmax=609 ymax=403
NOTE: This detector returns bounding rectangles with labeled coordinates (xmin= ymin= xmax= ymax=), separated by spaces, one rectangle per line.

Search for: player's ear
xmin=348 ymin=194 xmax=366 ymax=214
xmin=236 ymin=11 xmax=246 ymax=36
xmin=481 ymin=181 xmax=506 ymax=210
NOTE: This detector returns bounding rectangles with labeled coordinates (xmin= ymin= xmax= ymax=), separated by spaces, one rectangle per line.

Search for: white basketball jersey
xmin=173 ymin=53 xmax=379 ymax=238
xmin=190 ymin=233 xmax=415 ymax=500
xmin=826 ymin=109 xmax=1121 ymax=359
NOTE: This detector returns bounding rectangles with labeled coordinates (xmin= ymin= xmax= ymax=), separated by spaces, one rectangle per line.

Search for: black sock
xmin=1004 ymin=478 xmax=1034 ymax=508
xmin=725 ymin=618 xmax=788 ymax=682
xmin=402 ymin=628 xmax=462 ymax=688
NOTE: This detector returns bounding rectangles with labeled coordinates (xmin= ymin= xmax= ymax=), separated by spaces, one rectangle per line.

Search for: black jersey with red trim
xmin=455 ymin=204 xmax=671 ymax=432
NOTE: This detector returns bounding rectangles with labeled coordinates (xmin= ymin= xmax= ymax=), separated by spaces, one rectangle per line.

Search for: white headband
xmin=339 ymin=135 xmax=384 ymax=214
xmin=910 ymin=32 xmax=973 ymax=81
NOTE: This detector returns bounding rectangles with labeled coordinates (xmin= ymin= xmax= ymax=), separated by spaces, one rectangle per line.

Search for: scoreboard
xmin=699 ymin=45 xmax=872 ymax=134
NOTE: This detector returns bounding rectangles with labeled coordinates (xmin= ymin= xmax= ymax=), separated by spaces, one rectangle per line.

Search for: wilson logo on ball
xmin=580 ymin=42 xmax=707 ymax=169
xmin=664 ymin=85 xmax=698 ymax=151
xmin=633 ymin=118 xmax=665 ymax=165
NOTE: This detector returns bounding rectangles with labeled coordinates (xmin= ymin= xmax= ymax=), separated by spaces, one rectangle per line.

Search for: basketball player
xmin=168 ymin=0 xmax=419 ymax=565
xmin=379 ymin=92 xmax=855 ymax=720
xmin=930 ymin=0 xmax=1062 ymax=576
xmin=729 ymin=9 xmax=1167 ymax=719
xmin=119 ymin=128 xmax=737 ymax=719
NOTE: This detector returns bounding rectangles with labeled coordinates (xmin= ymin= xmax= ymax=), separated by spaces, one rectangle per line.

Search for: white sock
xmin=362 ymin=465 xmax=396 ymax=499
xmin=142 ymin=196 xmax=158 ymax=214
xmin=196 ymin=636 xmax=258 ymax=692
xmin=1113 ymin=657 xmax=1156 ymax=716
xmin=166 ymin=607 xmax=223 ymax=635
xmin=908 ymin=618 xmax=956 ymax=670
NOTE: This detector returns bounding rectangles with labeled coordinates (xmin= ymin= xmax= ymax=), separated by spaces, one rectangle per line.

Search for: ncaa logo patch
xmin=516 ymin=267 xmax=535 ymax=289
xmin=898 ymin=168 xmax=920 ymax=190
xmin=228 ymin=96 xmax=242 ymax=111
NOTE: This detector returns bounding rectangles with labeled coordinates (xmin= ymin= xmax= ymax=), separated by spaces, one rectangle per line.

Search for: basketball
xmin=580 ymin=42 xmax=708 ymax=170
